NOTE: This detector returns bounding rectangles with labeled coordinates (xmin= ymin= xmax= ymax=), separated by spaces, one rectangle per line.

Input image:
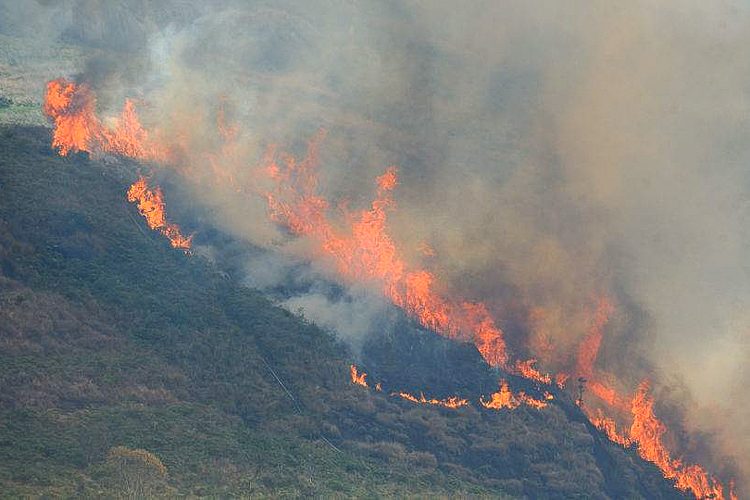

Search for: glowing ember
xmin=126 ymin=176 xmax=193 ymax=251
xmin=349 ymin=364 xmax=368 ymax=387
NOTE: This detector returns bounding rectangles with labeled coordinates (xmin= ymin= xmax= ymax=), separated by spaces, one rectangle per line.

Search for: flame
xmin=514 ymin=358 xmax=552 ymax=385
xmin=572 ymin=297 xmax=631 ymax=409
xmin=628 ymin=382 xmax=734 ymax=500
xmin=395 ymin=392 xmax=469 ymax=409
xmin=555 ymin=373 xmax=569 ymax=390
xmin=591 ymin=409 xmax=632 ymax=447
xmin=126 ymin=176 xmax=193 ymax=250
xmin=349 ymin=365 xmax=467 ymax=408
xmin=43 ymin=79 xmax=170 ymax=162
xmin=349 ymin=364 xmax=368 ymax=387
xmin=206 ymin=97 xmax=244 ymax=192
xmin=480 ymin=380 xmax=549 ymax=410
xmin=43 ymin=84 xmax=738 ymax=499
xmin=264 ymin=139 xmax=508 ymax=368
xmin=576 ymin=296 xmax=615 ymax=378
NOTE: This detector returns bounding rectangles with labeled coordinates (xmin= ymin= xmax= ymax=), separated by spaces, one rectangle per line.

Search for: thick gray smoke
xmin=6 ymin=0 xmax=750 ymax=491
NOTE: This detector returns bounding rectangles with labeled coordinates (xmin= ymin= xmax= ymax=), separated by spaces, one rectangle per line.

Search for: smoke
xmin=9 ymin=0 xmax=750 ymax=491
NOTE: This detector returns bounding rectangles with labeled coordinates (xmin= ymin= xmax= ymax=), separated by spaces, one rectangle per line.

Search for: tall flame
xmin=43 ymin=79 xmax=170 ymax=162
xmin=264 ymin=138 xmax=508 ymax=368
xmin=629 ymin=382 xmax=733 ymax=500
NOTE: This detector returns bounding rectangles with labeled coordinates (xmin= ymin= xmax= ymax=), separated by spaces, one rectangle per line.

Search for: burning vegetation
xmin=44 ymin=80 xmax=192 ymax=251
xmin=126 ymin=176 xmax=193 ymax=251
xmin=41 ymin=80 xmax=738 ymax=500
xmin=43 ymin=79 xmax=169 ymax=162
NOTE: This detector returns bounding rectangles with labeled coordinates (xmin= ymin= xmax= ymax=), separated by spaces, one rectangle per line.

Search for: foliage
xmin=100 ymin=446 xmax=171 ymax=499
xmin=0 ymin=125 xmax=690 ymax=499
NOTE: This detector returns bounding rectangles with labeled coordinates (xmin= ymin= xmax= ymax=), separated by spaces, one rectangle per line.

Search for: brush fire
xmin=42 ymin=75 xmax=739 ymax=500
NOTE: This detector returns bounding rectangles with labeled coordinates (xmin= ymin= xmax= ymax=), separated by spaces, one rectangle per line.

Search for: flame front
xmin=43 ymin=82 xmax=738 ymax=500
xmin=126 ymin=176 xmax=193 ymax=251
xmin=514 ymin=358 xmax=552 ymax=385
xmin=395 ymin=392 xmax=469 ymax=409
xmin=44 ymin=79 xmax=190 ymax=252
xmin=628 ymin=382 xmax=732 ymax=500
xmin=265 ymin=139 xmax=508 ymax=368
xmin=43 ymin=79 xmax=170 ymax=162
xmin=480 ymin=380 xmax=550 ymax=410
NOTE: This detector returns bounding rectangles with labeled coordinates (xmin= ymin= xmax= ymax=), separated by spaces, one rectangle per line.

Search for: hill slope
xmin=0 ymin=125 xmax=690 ymax=498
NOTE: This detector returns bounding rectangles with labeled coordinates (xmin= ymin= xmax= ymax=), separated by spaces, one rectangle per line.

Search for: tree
xmin=104 ymin=446 xmax=171 ymax=499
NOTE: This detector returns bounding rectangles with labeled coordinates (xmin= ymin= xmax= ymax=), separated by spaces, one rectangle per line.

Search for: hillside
xmin=0 ymin=125 xmax=692 ymax=499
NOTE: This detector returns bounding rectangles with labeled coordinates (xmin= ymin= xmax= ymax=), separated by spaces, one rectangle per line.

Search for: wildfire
xmin=44 ymin=79 xmax=191 ymax=252
xmin=628 ymin=382 xmax=734 ymax=500
xmin=514 ymin=358 xmax=552 ymax=385
xmin=349 ymin=364 xmax=368 ymax=387
xmin=565 ymin=298 xmax=735 ymax=497
xmin=479 ymin=380 xmax=551 ymax=410
xmin=43 ymin=79 xmax=170 ymax=162
xmin=126 ymin=176 xmax=193 ymax=251
xmin=264 ymin=139 xmax=508 ymax=368
xmin=587 ymin=382 xmax=737 ymax=499
xmin=43 ymin=82 xmax=738 ymax=500
xmin=349 ymin=365 xmax=467 ymax=408
xmin=395 ymin=392 xmax=469 ymax=409
xmin=576 ymin=296 xmax=615 ymax=379
xmin=555 ymin=373 xmax=569 ymax=390
xmin=591 ymin=409 xmax=632 ymax=447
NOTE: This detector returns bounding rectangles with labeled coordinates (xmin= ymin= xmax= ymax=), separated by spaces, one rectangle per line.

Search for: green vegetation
xmin=0 ymin=126 xmax=689 ymax=499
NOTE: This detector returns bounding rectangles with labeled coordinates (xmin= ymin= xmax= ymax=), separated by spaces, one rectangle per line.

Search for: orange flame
xmin=126 ymin=176 xmax=193 ymax=251
xmin=480 ymin=380 xmax=549 ymax=410
xmin=591 ymin=409 xmax=632 ymax=447
xmin=628 ymin=382 xmax=733 ymax=500
xmin=264 ymin=139 xmax=508 ymax=368
xmin=349 ymin=364 xmax=368 ymax=387
xmin=572 ymin=297 xmax=631 ymax=409
xmin=395 ymin=392 xmax=469 ymax=409
xmin=577 ymin=296 xmax=615 ymax=378
xmin=514 ymin=358 xmax=552 ymax=385
xmin=43 ymin=83 xmax=737 ymax=499
xmin=43 ymin=79 xmax=170 ymax=162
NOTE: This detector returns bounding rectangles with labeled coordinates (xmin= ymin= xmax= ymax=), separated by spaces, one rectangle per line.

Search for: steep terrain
xmin=0 ymin=125 xmax=691 ymax=498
